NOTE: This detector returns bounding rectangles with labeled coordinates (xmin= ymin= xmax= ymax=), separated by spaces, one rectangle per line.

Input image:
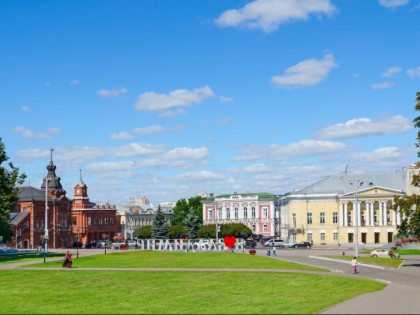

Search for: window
xmin=244 ymin=207 xmax=248 ymax=219
xmin=320 ymin=212 xmax=325 ymax=224
xmin=234 ymin=207 xmax=238 ymax=219
xmin=87 ymin=217 xmax=91 ymax=225
xmin=226 ymin=208 xmax=230 ymax=219
xmin=307 ymin=213 xmax=312 ymax=224
xmin=308 ymin=233 xmax=313 ymax=242
xmin=251 ymin=207 xmax=256 ymax=219
xmin=292 ymin=213 xmax=296 ymax=227
xmin=209 ymin=209 xmax=213 ymax=220
xmin=263 ymin=225 xmax=267 ymax=232
xmin=262 ymin=208 xmax=268 ymax=219
xmin=320 ymin=233 xmax=325 ymax=241
xmin=333 ymin=232 xmax=338 ymax=240
xmin=218 ymin=208 xmax=222 ymax=219
xmin=333 ymin=212 xmax=338 ymax=224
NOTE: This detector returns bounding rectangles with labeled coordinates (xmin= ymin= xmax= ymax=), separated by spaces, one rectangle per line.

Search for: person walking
xmin=351 ymin=256 xmax=358 ymax=274
xmin=63 ymin=250 xmax=72 ymax=268
xmin=272 ymin=245 xmax=277 ymax=256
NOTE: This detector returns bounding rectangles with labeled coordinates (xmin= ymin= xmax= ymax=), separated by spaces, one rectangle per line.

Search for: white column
xmin=339 ymin=203 xmax=344 ymax=227
xmin=391 ymin=204 xmax=396 ymax=226
xmin=379 ymin=202 xmax=383 ymax=226
xmin=371 ymin=202 xmax=375 ymax=226
xmin=344 ymin=203 xmax=348 ymax=226
xmin=366 ymin=202 xmax=371 ymax=226
xmin=397 ymin=205 xmax=401 ymax=225
xmin=357 ymin=202 xmax=361 ymax=226
xmin=383 ymin=202 xmax=388 ymax=225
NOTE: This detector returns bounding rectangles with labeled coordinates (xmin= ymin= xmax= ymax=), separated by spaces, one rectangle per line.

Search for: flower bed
xmin=120 ymin=243 xmax=128 ymax=250
xmin=249 ymin=249 xmax=256 ymax=255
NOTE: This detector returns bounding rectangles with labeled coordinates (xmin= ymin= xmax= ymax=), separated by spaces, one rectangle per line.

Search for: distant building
xmin=11 ymin=153 xmax=73 ymax=249
xmin=280 ymin=173 xmax=405 ymax=246
xmin=202 ymin=192 xmax=280 ymax=237
xmin=72 ymin=170 xmax=121 ymax=244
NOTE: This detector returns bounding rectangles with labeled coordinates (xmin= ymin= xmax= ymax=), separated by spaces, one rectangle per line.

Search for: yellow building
xmin=280 ymin=173 xmax=405 ymax=247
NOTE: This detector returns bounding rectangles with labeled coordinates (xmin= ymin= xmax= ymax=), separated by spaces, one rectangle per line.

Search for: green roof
xmin=211 ymin=192 xmax=278 ymax=200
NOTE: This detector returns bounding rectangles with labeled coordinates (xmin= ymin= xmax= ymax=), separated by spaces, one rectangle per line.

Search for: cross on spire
xmin=50 ymin=147 xmax=55 ymax=162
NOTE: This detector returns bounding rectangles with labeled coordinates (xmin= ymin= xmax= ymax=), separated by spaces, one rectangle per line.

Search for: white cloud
xmin=170 ymin=171 xmax=225 ymax=182
xmin=21 ymin=106 xmax=31 ymax=112
xmin=382 ymin=66 xmax=401 ymax=77
xmin=235 ymin=139 xmax=348 ymax=160
xmin=228 ymin=163 xmax=272 ymax=174
xmin=407 ymin=66 xmax=420 ymax=78
xmin=163 ymin=147 xmax=210 ymax=160
xmin=350 ymin=147 xmax=403 ymax=161
xmin=109 ymin=132 xmax=133 ymax=140
xmin=69 ymin=79 xmax=80 ymax=85
xmin=132 ymin=125 xmax=165 ymax=135
xmin=378 ymin=0 xmax=410 ymax=9
xmin=220 ymin=96 xmax=234 ymax=102
xmin=371 ymin=81 xmax=394 ymax=89
xmin=97 ymin=87 xmax=128 ymax=98
xmin=317 ymin=115 xmax=411 ymax=139
xmin=271 ymin=53 xmax=337 ymax=87
xmin=134 ymin=86 xmax=215 ymax=113
xmin=215 ymin=0 xmax=337 ymax=33
xmin=12 ymin=127 xmax=60 ymax=139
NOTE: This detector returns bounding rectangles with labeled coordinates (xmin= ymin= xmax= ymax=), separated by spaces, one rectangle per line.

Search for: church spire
xmin=41 ymin=147 xmax=66 ymax=196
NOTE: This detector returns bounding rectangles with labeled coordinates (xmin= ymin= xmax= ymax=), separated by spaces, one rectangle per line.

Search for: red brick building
xmin=72 ymin=170 xmax=121 ymax=245
xmin=11 ymin=154 xmax=73 ymax=249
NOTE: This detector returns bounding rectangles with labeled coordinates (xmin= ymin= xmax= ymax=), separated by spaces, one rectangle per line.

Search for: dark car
xmin=72 ymin=242 xmax=83 ymax=248
xmin=245 ymin=239 xmax=257 ymax=248
xmin=293 ymin=241 xmax=312 ymax=248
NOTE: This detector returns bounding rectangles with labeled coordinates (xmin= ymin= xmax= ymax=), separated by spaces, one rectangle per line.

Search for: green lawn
xmin=396 ymin=249 xmax=420 ymax=255
xmin=27 ymin=250 xmax=329 ymax=271
xmin=0 ymin=252 xmax=64 ymax=264
xmin=328 ymin=255 xmax=404 ymax=268
xmin=0 ymin=251 xmax=388 ymax=314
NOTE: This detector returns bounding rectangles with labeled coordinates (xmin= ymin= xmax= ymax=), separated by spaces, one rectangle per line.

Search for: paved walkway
xmin=2 ymin=247 xmax=420 ymax=314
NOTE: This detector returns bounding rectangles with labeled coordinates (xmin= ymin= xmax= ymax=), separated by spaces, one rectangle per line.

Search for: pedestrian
xmin=63 ymin=250 xmax=72 ymax=268
xmin=351 ymin=256 xmax=358 ymax=274
xmin=272 ymin=245 xmax=277 ymax=256
xmin=266 ymin=248 xmax=271 ymax=256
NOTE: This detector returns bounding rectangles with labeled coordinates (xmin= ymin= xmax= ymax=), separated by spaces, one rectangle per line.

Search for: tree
xmin=183 ymin=208 xmax=201 ymax=239
xmin=197 ymin=224 xmax=216 ymax=238
xmin=134 ymin=225 xmax=152 ymax=239
xmin=220 ymin=223 xmax=252 ymax=239
xmin=151 ymin=205 xmax=169 ymax=239
xmin=394 ymin=91 xmax=420 ymax=238
xmin=169 ymin=225 xmax=187 ymax=238
xmin=0 ymin=138 xmax=26 ymax=242
xmin=171 ymin=196 xmax=203 ymax=226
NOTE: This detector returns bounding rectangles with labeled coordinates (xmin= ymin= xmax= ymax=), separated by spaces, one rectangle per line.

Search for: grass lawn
xmin=27 ymin=251 xmax=329 ymax=271
xmin=328 ymin=255 xmax=404 ymax=268
xmin=396 ymin=249 xmax=420 ymax=255
xmin=1 ymin=251 xmax=388 ymax=314
xmin=1 ymin=269 xmax=385 ymax=314
xmin=0 ymin=252 xmax=64 ymax=264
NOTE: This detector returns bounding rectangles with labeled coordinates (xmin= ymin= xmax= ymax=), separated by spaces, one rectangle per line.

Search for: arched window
xmin=234 ymin=207 xmax=239 ymax=219
xmin=218 ymin=208 xmax=222 ymax=219
xmin=226 ymin=208 xmax=230 ymax=219
xmin=251 ymin=207 xmax=256 ymax=219
xmin=244 ymin=207 xmax=248 ymax=219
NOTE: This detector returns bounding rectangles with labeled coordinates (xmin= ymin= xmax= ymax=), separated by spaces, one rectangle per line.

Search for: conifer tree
xmin=151 ymin=205 xmax=169 ymax=239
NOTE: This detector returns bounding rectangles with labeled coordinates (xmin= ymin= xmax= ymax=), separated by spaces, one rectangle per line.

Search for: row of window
xmin=298 ymin=210 xmax=393 ymax=225
xmin=209 ymin=207 xmax=269 ymax=220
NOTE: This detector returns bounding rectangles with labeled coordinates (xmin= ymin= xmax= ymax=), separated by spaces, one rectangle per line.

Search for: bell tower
xmin=73 ymin=169 xmax=91 ymax=209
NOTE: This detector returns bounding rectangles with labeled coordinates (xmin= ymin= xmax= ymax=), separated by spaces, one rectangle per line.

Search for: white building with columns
xmin=280 ymin=173 xmax=405 ymax=246
xmin=202 ymin=192 xmax=280 ymax=237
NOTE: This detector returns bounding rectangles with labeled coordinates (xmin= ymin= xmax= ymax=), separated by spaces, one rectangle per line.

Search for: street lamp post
xmin=44 ymin=177 xmax=50 ymax=257
xmin=102 ymin=233 xmax=107 ymax=254
xmin=350 ymin=179 xmax=363 ymax=257
xmin=76 ymin=229 xmax=80 ymax=258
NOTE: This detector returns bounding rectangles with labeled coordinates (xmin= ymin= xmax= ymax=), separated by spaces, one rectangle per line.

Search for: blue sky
xmin=1 ymin=0 xmax=420 ymax=206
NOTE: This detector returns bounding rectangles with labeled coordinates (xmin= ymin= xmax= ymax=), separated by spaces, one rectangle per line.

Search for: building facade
xmin=11 ymin=155 xmax=73 ymax=249
xmin=71 ymin=171 xmax=121 ymax=245
xmin=280 ymin=173 xmax=405 ymax=246
xmin=202 ymin=192 xmax=280 ymax=237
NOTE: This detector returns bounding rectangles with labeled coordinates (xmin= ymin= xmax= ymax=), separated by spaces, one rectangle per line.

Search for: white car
xmin=264 ymin=239 xmax=284 ymax=247
xmin=368 ymin=248 xmax=399 ymax=258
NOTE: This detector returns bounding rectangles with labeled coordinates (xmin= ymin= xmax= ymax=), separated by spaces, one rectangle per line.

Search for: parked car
xmin=260 ymin=237 xmax=273 ymax=245
xmin=281 ymin=242 xmax=297 ymax=248
xmin=111 ymin=241 xmax=125 ymax=249
xmin=126 ymin=239 xmax=137 ymax=247
xmin=264 ymin=239 xmax=284 ymax=247
xmin=72 ymin=242 xmax=83 ymax=248
xmin=293 ymin=241 xmax=312 ymax=249
xmin=245 ymin=239 xmax=257 ymax=248
xmin=369 ymin=248 xmax=399 ymax=258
